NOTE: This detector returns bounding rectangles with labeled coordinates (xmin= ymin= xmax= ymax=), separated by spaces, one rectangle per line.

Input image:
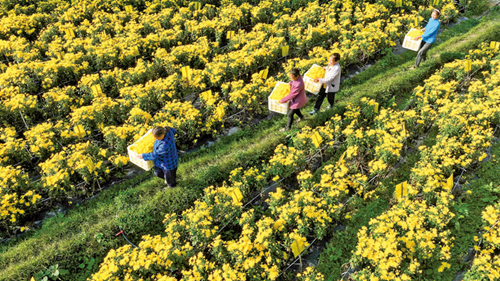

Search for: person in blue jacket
xmin=412 ymin=9 xmax=441 ymax=69
xmin=138 ymin=126 xmax=178 ymax=188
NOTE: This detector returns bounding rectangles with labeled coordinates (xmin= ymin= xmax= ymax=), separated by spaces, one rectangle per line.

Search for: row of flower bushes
xmin=349 ymin=43 xmax=500 ymax=280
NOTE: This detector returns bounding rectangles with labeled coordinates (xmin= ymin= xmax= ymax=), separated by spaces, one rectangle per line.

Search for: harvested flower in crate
xmin=270 ymin=83 xmax=290 ymax=100
xmin=407 ymin=29 xmax=424 ymax=38
xmin=306 ymin=66 xmax=325 ymax=79
xmin=129 ymin=133 xmax=155 ymax=154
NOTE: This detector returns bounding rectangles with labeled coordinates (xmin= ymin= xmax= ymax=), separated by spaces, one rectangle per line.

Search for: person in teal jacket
xmin=412 ymin=9 xmax=441 ymax=69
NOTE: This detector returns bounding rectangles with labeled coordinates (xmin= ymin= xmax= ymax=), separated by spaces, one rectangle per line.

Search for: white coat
xmin=318 ymin=63 xmax=341 ymax=93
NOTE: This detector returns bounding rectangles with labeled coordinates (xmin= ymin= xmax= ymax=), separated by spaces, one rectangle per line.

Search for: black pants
xmin=154 ymin=167 xmax=177 ymax=187
xmin=415 ymin=41 xmax=432 ymax=67
xmin=286 ymin=108 xmax=304 ymax=130
xmin=314 ymin=87 xmax=336 ymax=111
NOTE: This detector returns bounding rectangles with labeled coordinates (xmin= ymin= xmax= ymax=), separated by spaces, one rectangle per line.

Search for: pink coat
xmin=280 ymin=76 xmax=307 ymax=109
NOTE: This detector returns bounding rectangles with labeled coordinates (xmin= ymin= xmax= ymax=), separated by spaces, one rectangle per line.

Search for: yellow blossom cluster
xmin=39 ymin=141 xmax=110 ymax=197
xmin=224 ymin=74 xmax=275 ymax=114
xmin=305 ymin=65 xmax=325 ymax=79
xmin=315 ymin=161 xmax=367 ymax=214
xmin=293 ymin=115 xmax=342 ymax=154
xmin=269 ymin=83 xmax=290 ymax=100
xmin=109 ymin=155 xmax=129 ymax=168
xmin=24 ymin=121 xmax=72 ymax=160
xmin=296 ymin=266 xmax=325 ymax=281
xmin=350 ymin=44 xmax=500 ymax=280
xmin=407 ymin=29 xmax=424 ymax=38
xmin=271 ymin=189 xmax=331 ymax=238
xmin=152 ymin=100 xmax=202 ymax=142
xmin=352 ymin=193 xmax=455 ymax=281
xmin=464 ymin=203 xmax=500 ymax=280
xmin=103 ymin=124 xmax=147 ymax=155
xmin=337 ymin=98 xmax=418 ymax=177
xmin=0 ymin=126 xmax=29 ymax=165
xmin=128 ymin=133 xmax=155 ymax=154
xmin=0 ymin=166 xmax=41 ymax=228
xmin=268 ymin=144 xmax=306 ymax=178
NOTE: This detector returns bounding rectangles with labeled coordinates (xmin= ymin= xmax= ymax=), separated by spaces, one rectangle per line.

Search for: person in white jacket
xmin=309 ymin=53 xmax=341 ymax=115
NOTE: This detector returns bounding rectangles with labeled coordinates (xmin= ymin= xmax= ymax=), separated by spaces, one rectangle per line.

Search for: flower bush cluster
xmin=464 ymin=203 xmax=500 ymax=280
xmin=349 ymin=43 xmax=500 ymax=280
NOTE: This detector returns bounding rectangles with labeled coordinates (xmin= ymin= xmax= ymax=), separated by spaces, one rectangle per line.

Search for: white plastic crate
xmin=402 ymin=28 xmax=423 ymax=52
xmin=303 ymin=64 xmax=324 ymax=95
xmin=268 ymin=82 xmax=290 ymax=115
xmin=127 ymin=129 xmax=155 ymax=171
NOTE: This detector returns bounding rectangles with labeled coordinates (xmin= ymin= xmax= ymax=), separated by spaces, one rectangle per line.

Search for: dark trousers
xmin=314 ymin=87 xmax=336 ymax=111
xmin=154 ymin=167 xmax=177 ymax=187
xmin=286 ymin=108 xmax=304 ymax=130
xmin=415 ymin=41 xmax=433 ymax=67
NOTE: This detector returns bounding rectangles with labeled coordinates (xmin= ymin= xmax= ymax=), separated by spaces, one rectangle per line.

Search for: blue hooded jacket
xmin=422 ymin=18 xmax=440 ymax=44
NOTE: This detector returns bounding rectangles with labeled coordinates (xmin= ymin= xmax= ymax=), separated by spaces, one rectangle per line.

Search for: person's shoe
xmin=279 ymin=128 xmax=286 ymax=132
xmin=164 ymin=179 xmax=168 ymax=184
xmin=409 ymin=66 xmax=417 ymax=70
xmin=309 ymin=109 xmax=318 ymax=115
xmin=297 ymin=117 xmax=302 ymax=122
xmin=162 ymin=185 xmax=176 ymax=191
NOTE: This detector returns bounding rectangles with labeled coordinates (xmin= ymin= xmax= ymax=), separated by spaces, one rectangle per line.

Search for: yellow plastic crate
xmin=402 ymin=28 xmax=424 ymax=52
xmin=303 ymin=64 xmax=324 ymax=95
xmin=127 ymin=129 xmax=155 ymax=171
xmin=268 ymin=82 xmax=290 ymax=115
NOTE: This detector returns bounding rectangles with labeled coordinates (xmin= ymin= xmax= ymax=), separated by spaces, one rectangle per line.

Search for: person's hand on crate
xmin=313 ymin=78 xmax=320 ymax=82
xmin=137 ymin=154 xmax=144 ymax=159
xmin=413 ymin=35 xmax=422 ymax=41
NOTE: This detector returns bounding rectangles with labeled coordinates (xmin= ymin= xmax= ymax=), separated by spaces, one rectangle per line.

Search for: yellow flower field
xmin=11 ymin=3 xmax=500 ymax=281
xmin=0 ymin=0 xmax=460 ymax=234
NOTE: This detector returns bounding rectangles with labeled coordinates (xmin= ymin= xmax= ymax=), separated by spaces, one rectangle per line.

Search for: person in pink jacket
xmin=279 ymin=68 xmax=308 ymax=132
